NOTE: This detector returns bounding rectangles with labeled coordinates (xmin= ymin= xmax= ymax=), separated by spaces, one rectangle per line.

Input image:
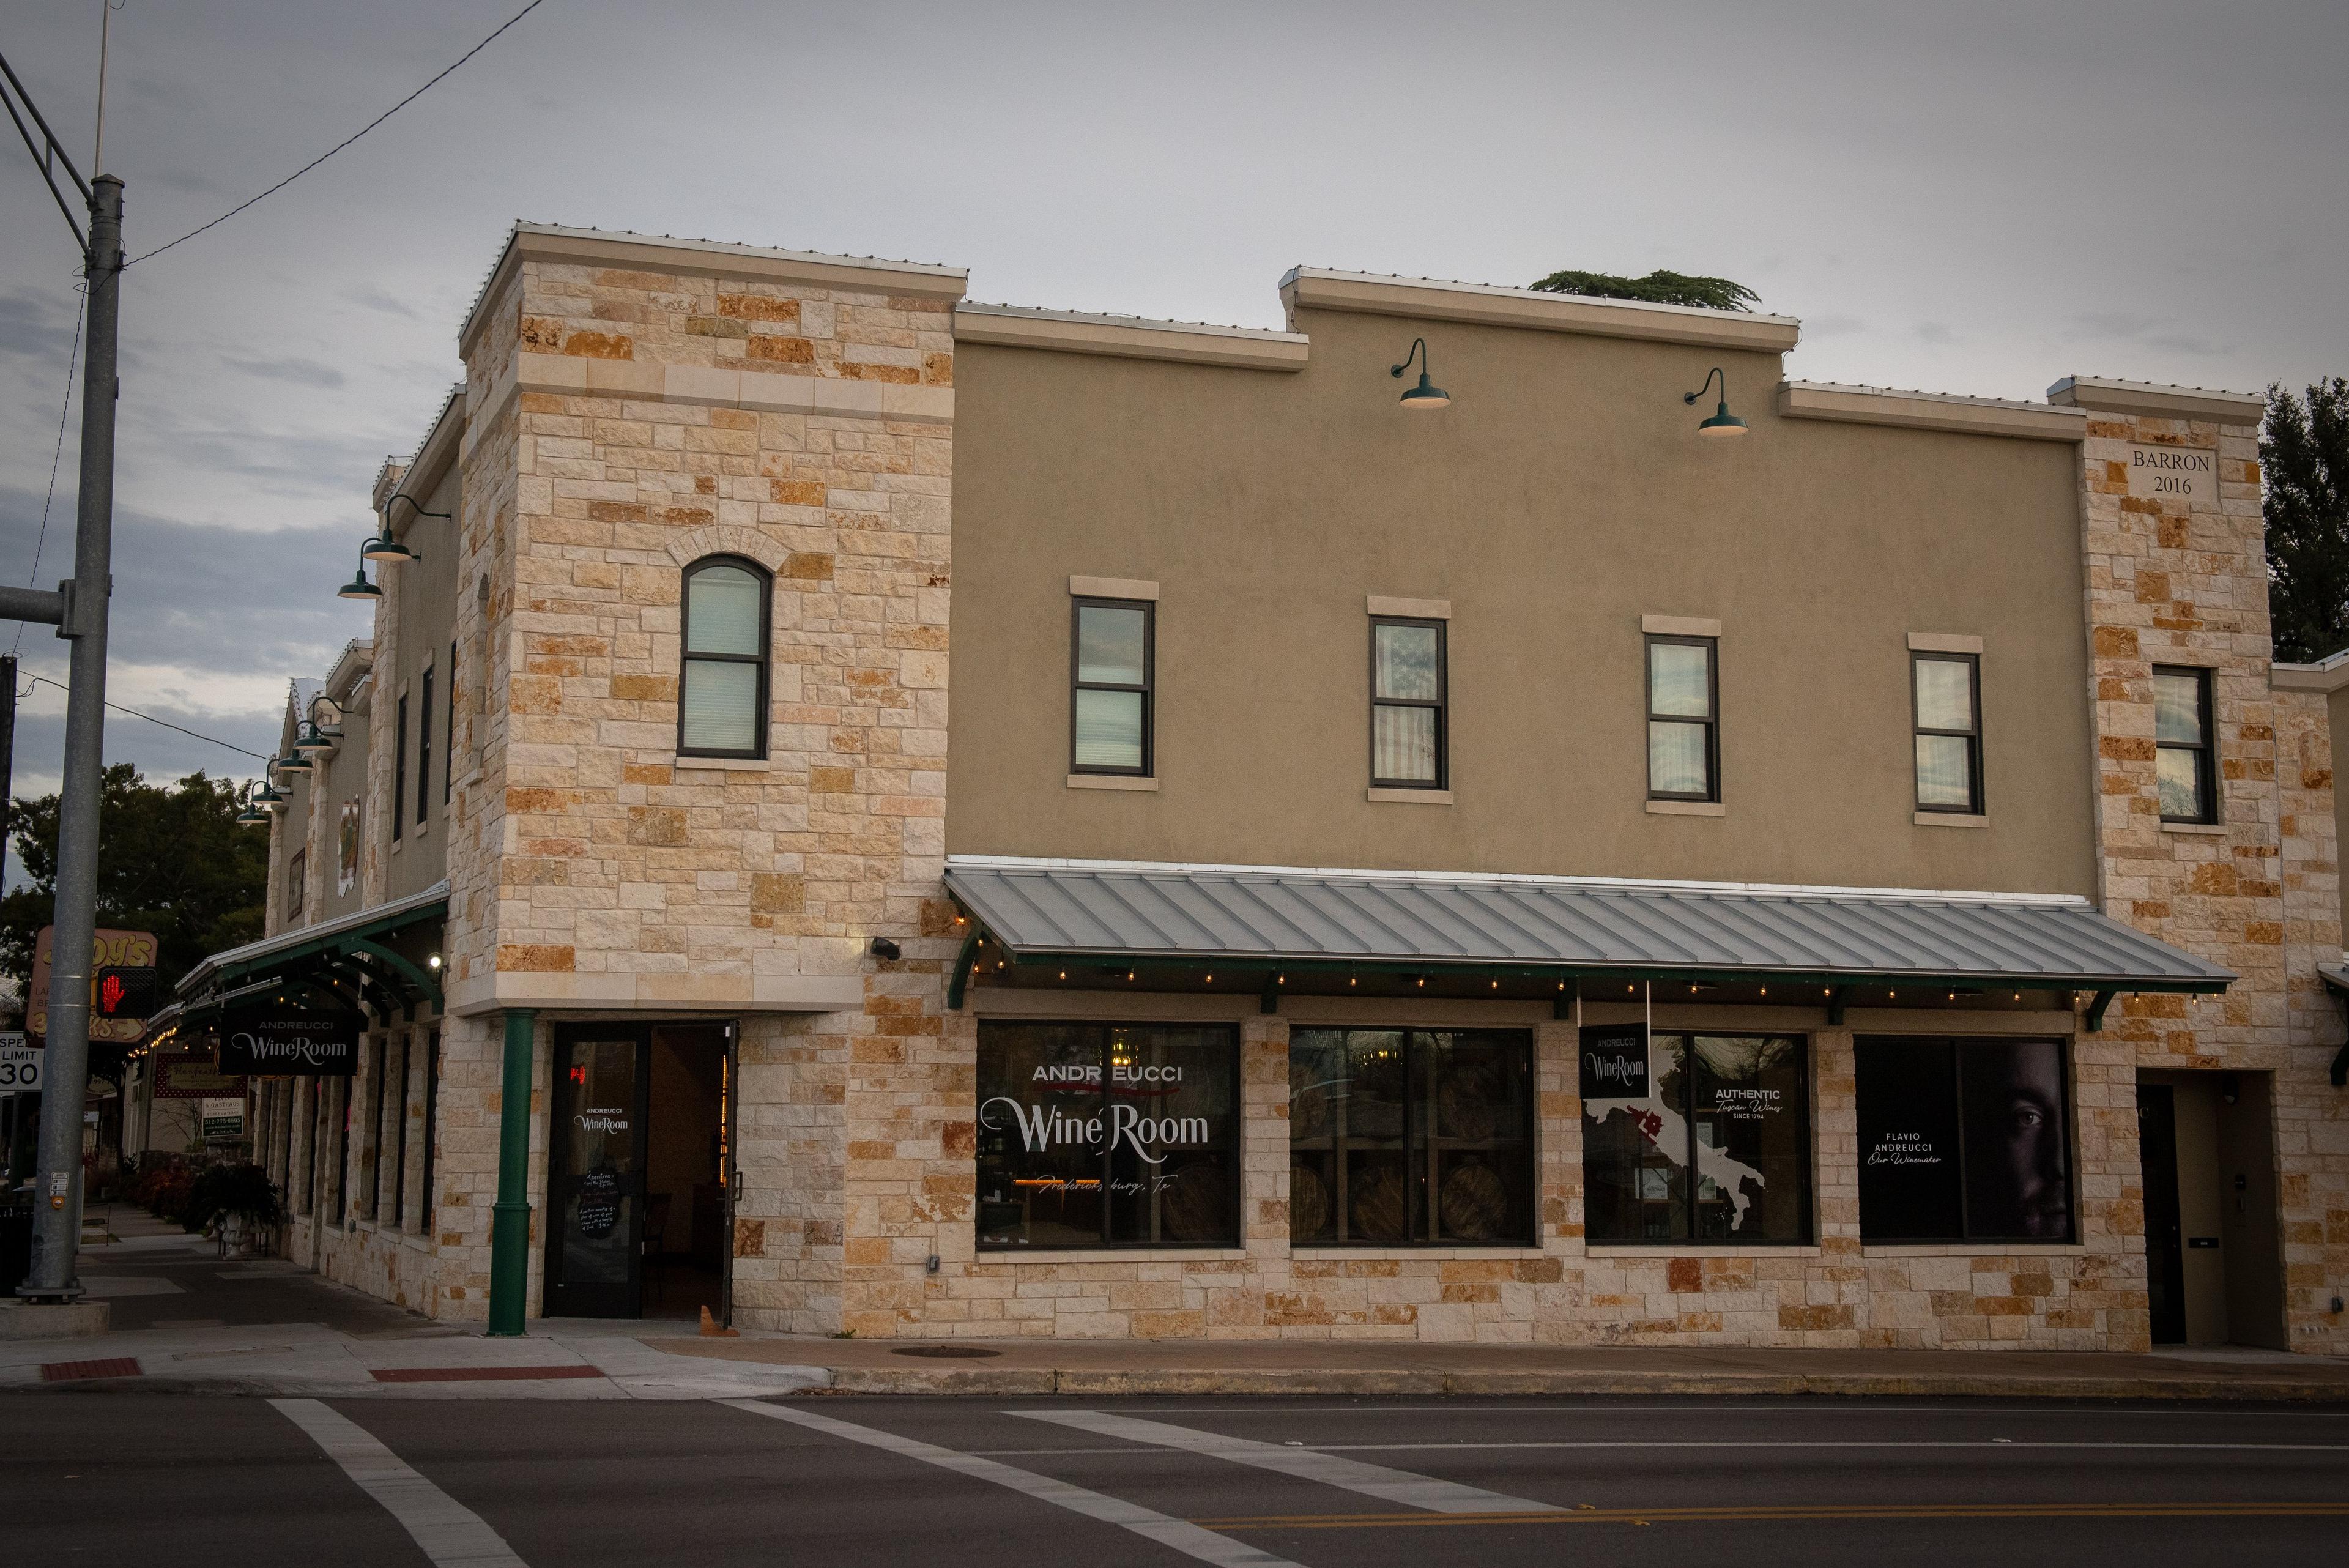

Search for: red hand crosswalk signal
xmin=92 ymin=965 xmax=160 ymax=1021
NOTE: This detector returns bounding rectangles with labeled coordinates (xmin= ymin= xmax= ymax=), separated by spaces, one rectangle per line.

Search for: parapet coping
xmin=955 ymin=302 xmax=1309 ymax=371
xmin=459 ymin=222 xmax=970 ymax=357
xmin=1278 ymin=266 xmax=1802 ymax=353
xmin=2272 ymin=650 xmax=2349 ymax=694
xmin=1778 ymin=381 xmax=2088 ymax=442
xmin=2048 ymin=376 xmax=2266 ymax=425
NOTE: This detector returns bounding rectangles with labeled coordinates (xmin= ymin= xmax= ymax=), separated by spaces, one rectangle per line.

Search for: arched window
xmin=678 ymin=555 xmax=771 ymax=758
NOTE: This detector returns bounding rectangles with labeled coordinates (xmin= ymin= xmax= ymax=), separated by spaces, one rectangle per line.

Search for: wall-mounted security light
xmin=1683 ymin=366 xmax=1748 ymax=437
xmin=1390 ymin=338 xmax=1450 ymax=409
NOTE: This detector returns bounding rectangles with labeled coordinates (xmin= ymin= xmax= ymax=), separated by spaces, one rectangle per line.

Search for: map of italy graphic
xmin=1586 ymin=1094 xmax=1766 ymax=1228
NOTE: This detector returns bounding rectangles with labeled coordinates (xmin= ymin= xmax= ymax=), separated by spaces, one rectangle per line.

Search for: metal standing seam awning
xmin=941 ymin=857 xmax=2233 ymax=1025
xmin=173 ymin=880 xmax=449 ymax=1027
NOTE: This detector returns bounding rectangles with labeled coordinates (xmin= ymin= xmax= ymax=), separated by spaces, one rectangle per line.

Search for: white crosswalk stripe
xmin=1012 ymin=1408 xmax=1562 ymax=1515
xmin=272 ymin=1398 xmax=528 ymax=1567
xmin=719 ymin=1399 xmax=1305 ymax=1567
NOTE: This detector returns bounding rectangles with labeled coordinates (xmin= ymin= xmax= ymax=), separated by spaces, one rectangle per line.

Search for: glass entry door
xmin=545 ymin=1026 xmax=652 ymax=1318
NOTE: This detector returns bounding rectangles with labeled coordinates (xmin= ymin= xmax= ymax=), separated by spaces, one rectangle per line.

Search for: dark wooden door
xmin=2138 ymin=1083 xmax=2187 ymax=1345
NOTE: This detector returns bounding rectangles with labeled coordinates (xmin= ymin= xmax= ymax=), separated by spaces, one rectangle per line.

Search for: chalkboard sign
xmin=576 ymin=1169 xmax=622 ymax=1239
xmin=1579 ymin=1025 xmax=1649 ymax=1101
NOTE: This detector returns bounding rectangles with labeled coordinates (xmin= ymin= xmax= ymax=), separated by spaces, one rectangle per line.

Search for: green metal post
xmin=486 ymin=1008 xmax=537 ymax=1336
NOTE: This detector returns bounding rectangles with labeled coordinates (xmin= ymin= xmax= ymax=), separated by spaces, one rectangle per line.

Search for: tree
xmin=2264 ymin=377 xmax=2349 ymax=663
xmin=1528 ymin=269 xmax=1759 ymax=312
xmin=1 ymin=764 xmax=268 ymax=1024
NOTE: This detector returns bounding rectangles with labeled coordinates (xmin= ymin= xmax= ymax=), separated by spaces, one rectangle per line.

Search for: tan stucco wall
xmin=947 ymin=307 xmax=2098 ymax=895
xmin=382 ymin=460 xmax=460 ymax=902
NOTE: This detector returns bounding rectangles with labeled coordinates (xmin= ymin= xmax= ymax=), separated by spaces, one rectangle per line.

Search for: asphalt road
xmin=8 ymin=1392 xmax=2349 ymax=1566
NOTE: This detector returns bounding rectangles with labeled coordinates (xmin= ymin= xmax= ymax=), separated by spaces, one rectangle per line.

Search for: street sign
xmin=0 ymin=1036 xmax=40 ymax=1094
xmin=28 ymin=926 xmax=161 ymax=1042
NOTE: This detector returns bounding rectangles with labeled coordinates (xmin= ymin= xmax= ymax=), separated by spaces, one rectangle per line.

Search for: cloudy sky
xmin=1 ymin=1 xmax=2343 ymax=816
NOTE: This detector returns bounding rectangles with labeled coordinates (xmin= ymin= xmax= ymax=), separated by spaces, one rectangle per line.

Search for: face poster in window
xmin=1960 ymin=1038 xmax=2071 ymax=1240
xmin=336 ymin=798 xmax=360 ymax=896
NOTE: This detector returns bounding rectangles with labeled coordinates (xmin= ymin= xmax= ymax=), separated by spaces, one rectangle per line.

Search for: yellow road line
xmin=1192 ymin=1499 xmax=2349 ymax=1531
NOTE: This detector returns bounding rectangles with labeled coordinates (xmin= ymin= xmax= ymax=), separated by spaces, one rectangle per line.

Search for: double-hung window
xmin=1912 ymin=652 xmax=1982 ymax=814
xmin=1070 ymin=598 xmax=1152 ymax=775
xmin=1646 ymin=635 xmax=1718 ymax=801
xmin=1370 ymin=617 xmax=1445 ymax=788
xmin=678 ymin=556 xmax=771 ymax=759
xmin=2153 ymin=666 xmax=2216 ymax=823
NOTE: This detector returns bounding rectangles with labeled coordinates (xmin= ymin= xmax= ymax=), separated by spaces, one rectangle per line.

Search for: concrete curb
xmin=823 ymin=1365 xmax=2349 ymax=1403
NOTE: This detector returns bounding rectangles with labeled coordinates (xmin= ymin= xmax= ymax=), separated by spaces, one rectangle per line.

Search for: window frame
xmin=2153 ymin=664 xmax=2218 ymax=825
xmin=677 ymin=554 xmax=773 ymax=761
xmin=1910 ymin=650 xmax=1984 ymax=815
xmin=416 ymin=665 xmax=433 ymax=828
xmin=1287 ymin=1027 xmax=1538 ymax=1247
xmin=419 ymin=1030 xmax=440 ymax=1235
xmin=1068 ymin=596 xmax=1155 ymax=778
xmin=284 ymin=848 xmax=306 ymax=925
xmin=1368 ymin=615 xmax=1449 ymax=790
xmin=974 ymin=1020 xmax=1241 ymax=1252
xmin=1644 ymin=633 xmax=1720 ymax=803
xmin=391 ymin=691 xmax=407 ymax=842
xmin=445 ymin=641 xmax=457 ymax=804
xmin=1578 ymin=1028 xmax=1815 ymax=1247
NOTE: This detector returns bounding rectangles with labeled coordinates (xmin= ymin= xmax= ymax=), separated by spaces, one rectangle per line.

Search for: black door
xmin=719 ymin=1024 xmax=740 ymax=1329
xmin=545 ymin=1025 xmax=652 ymax=1318
xmin=2138 ymin=1083 xmax=2187 ymax=1345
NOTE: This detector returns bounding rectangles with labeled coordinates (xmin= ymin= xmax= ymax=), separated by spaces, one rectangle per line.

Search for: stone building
xmin=179 ymin=224 xmax=2347 ymax=1353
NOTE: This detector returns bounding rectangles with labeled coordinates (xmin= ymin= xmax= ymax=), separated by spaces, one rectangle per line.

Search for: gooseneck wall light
xmin=365 ymin=494 xmax=446 ymax=563
xmin=1390 ymin=338 xmax=1451 ymax=409
xmin=1683 ymin=366 xmax=1748 ymax=437
xmin=337 ymin=540 xmax=383 ymax=601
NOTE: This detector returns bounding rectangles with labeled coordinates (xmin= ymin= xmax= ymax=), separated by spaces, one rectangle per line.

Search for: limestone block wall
xmin=844 ymin=1003 xmax=2131 ymax=1347
xmin=423 ymin=233 xmax=964 ymax=1325
xmin=2074 ymin=391 xmax=2348 ymax=1354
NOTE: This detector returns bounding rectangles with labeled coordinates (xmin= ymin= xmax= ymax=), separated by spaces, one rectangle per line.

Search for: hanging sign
xmin=216 ymin=1012 xmax=360 ymax=1076
xmin=1579 ymin=1025 xmax=1650 ymax=1102
xmin=154 ymin=1053 xmax=246 ymax=1100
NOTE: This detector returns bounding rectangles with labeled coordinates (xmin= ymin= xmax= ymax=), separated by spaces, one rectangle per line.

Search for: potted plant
xmin=185 ymin=1163 xmax=283 ymax=1257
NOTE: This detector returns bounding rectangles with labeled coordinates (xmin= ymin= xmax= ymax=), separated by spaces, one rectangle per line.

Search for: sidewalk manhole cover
xmin=890 ymin=1346 xmax=1002 ymax=1359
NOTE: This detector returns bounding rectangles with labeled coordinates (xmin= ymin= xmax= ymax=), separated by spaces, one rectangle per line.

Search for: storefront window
xmin=1288 ymin=1029 xmax=1534 ymax=1246
xmin=1581 ymin=1028 xmax=1811 ymax=1244
xmin=1855 ymin=1036 xmax=2073 ymax=1243
xmin=976 ymin=1022 xmax=1238 ymax=1249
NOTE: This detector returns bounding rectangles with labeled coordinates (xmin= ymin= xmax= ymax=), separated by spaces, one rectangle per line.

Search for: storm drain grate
xmin=369 ymin=1364 xmax=604 ymax=1383
xmin=41 ymin=1358 xmax=142 ymax=1382
xmin=889 ymin=1345 xmax=1003 ymax=1359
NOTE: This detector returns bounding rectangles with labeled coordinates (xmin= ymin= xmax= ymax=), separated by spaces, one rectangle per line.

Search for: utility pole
xmin=0 ymin=50 xmax=123 ymax=1303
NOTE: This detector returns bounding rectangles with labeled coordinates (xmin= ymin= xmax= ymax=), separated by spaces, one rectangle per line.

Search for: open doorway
xmin=2137 ymin=1069 xmax=2285 ymax=1348
xmin=543 ymin=1020 xmax=735 ymax=1323
xmin=642 ymin=1023 xmax=732 ymax=1323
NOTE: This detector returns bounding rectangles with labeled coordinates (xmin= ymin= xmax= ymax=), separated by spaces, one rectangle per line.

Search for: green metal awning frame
xmin=177 ymin=883 xmax=447 ymax=1028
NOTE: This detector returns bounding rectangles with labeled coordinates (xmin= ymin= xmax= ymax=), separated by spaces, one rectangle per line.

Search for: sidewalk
xmin=13 ymin=1214 xmax=2348 ymax=1402
xmin=1 ymin=1214 xmax=825 ymax=1400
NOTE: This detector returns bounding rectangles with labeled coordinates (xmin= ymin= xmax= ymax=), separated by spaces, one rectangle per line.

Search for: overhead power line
xmin=128 ymin=0 xmax=549 ymax=266
xmin=18 ymin=673 xmax=271 ymax=762
xmin=11 ymin=287 xmax=84 ymax=656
